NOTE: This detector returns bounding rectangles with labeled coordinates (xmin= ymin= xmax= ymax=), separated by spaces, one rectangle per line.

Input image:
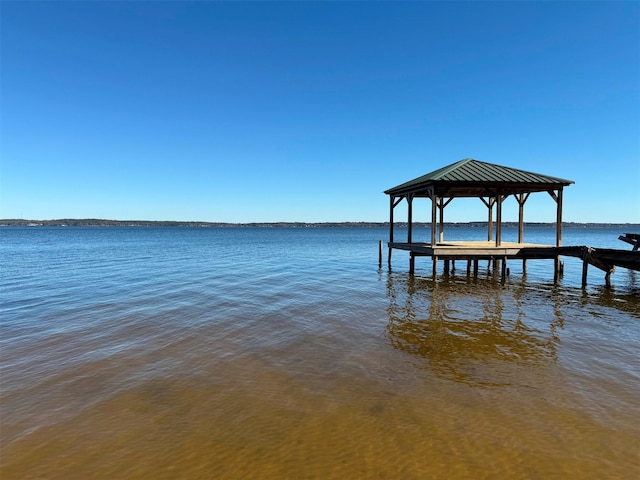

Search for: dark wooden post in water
xmin=582 ymin=256 xmax=589 ymax=288
xmin=501 ymin=256 xmax=507 ymax=283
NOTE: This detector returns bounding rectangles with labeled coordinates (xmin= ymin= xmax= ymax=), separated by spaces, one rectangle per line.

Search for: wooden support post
xmin=473 ymin=259 xmax=479 ymax=277
xmin=605 ymin=270 xmax=612 ymax=288
xmin=480 ymin=197 xmax=495 ymax=242
xmin=437 ymin=197 xmax=453 ymax=243
xmin=389 ymin=196 xmax=395 ymax=244
xmin=496 ymin=195 xmax=503 ymax=247
xmin=488 ymin=199 xmax=493 ymax=241
xmin=444 ymin=259 xmax=450 ymax=274
xmin=547 ymin=188 xmax=564 ymax=247
xmin=518 ymin=195 xmax=525 ymax=243
xmin=409 ymin=253 xmax=415 ymax=275
xmin=378 ymin=240 xmax=383 ymax=268
xmin=582 ymin=258 xmax=588 ymax=288
xmin=407 ymin=195 xmax=413 ymax=244
xmin=551 ymin=188 xmax=564 ymax=284
xmin=432 ymin=256 xmax=438 ymax=277
xmin=522 ymin=259 xmax=527 ymax=273
xmin=517 ymin=192 xmax=530 ymax=244
xmin=431 ymin=192 xmax=437 ymax=246
xmin=556 ymin=188 xmax=563 ymax=247
xmin=452 ymin=260 xmax=456 ymax=271
xmin=439 ymin=198 xmax=444 ymax=243
xmin=466 ymin=260 xmax=471 ymax=276
xmin=388 ymin=196 xmax=394 ymax=267
xmin=388 ymin=196 xmax=403 ymax=268
xmin=501 ymin=257 xmax=507 ymax=283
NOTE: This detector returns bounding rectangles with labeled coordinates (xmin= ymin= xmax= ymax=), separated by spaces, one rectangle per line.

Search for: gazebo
xmin=384 ymin=158 xmax=574 ymax=276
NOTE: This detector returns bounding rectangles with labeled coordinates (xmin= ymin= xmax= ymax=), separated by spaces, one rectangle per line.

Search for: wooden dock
xmin=381 ymin=159 xmax=638 ymax=287
xmin=619 ymin=233 xmax=640 ymax=251
xmin=384 ymin=240 xmax=640 ymax=287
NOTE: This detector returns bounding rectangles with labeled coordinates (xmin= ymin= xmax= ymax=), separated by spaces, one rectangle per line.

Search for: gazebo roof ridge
xmin=384 ymin=158 xmax=574 ymax=196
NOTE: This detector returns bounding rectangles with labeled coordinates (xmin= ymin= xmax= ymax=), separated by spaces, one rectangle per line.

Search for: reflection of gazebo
xmin=385 ymin=273 xmax=560 ymax=387
xmin=384 ymin=159 xmax=574 ymax=277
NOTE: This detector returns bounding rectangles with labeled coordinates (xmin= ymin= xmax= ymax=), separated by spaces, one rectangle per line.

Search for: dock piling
xmin=605 ymin=269 xmax=612 ymax=288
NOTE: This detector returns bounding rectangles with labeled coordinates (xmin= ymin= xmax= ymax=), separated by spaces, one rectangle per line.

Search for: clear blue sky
xmin=2 ymin=1 xmax=639 ymax=223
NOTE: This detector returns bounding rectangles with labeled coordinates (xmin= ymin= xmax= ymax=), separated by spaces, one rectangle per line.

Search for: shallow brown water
xmin=1 ymin=227 xmax=639 ymax=478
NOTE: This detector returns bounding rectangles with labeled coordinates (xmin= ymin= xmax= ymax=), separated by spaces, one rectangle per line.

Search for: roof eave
xmin=384 ymin=180 xmax=574 ymax=197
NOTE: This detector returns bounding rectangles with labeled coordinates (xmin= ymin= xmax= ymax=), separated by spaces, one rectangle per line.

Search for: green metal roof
xmin=384 ymin=158 xmax=574 ymax=197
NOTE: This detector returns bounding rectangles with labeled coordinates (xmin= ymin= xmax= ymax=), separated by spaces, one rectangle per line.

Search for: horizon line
xmin=2 ymin=219 xmax=639 ymax=227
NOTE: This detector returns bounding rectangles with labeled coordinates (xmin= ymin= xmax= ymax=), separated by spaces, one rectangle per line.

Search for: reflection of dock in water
xmin=384 ymin=273 xmax=562 ymax=387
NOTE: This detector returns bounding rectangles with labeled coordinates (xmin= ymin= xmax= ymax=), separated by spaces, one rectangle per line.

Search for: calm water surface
xmin=1 ymin=226 xmax=639 ymax=479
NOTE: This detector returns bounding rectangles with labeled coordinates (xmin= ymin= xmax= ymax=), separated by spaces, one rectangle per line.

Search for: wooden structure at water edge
xmin=382 ymin=159 xmax=640 ymax=287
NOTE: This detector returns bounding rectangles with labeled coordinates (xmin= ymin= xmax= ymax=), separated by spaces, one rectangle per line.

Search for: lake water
xmin=1 ymin=226 xmax=639 ymax=479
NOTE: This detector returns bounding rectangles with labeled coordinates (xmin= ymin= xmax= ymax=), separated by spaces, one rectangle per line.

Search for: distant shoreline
xmin=1 ymin=219 xmax=638 ymax=229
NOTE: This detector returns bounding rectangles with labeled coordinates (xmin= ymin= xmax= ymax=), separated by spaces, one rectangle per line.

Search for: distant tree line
xmin=1 ymin=219 xmax=638 ymax=228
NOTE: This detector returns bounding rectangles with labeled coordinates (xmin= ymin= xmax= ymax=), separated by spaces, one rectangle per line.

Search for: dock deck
xmin=389 ymin=241 xmax=574 ymax=258
xmin=387 ymin=241 xmax=640 ymax=287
